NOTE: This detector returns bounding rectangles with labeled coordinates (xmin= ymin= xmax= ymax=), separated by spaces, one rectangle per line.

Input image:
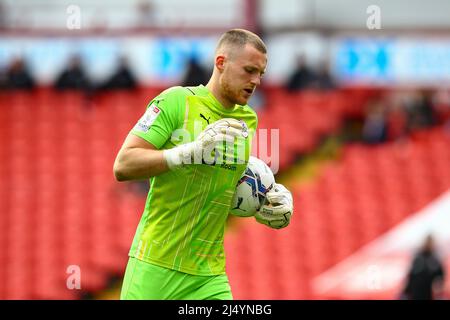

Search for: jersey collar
xmin=197 ymin=85 xmax=242 ymax=114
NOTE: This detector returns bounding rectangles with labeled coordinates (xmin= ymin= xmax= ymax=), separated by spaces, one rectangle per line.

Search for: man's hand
xmin=163 ymin=118 xmax=246 ymax=170
xmin=255 ymin=183 xmax=293 ymax=229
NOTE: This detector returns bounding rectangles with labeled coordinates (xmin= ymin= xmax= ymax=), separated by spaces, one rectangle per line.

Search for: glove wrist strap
xmin=163 ymin=143 xmax=195 ymax=170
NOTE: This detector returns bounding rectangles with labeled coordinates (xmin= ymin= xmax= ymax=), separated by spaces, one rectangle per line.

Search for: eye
xmin=244 ymin=67 xmax=254 ymax=74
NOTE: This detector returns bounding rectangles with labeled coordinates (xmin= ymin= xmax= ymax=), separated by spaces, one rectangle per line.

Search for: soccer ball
xmin=230 ymin=156 xmax=275 ymax=217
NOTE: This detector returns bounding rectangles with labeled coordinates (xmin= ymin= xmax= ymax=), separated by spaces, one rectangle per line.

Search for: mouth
xmin=243 ymin=88 xmax=254 ymax=95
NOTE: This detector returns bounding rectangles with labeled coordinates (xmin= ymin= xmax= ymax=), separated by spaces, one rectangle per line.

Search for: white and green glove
xmin=163 ymin=118 xmax=246 ymax=170
xmin=255 ymin=183 xmax=293 ymax=229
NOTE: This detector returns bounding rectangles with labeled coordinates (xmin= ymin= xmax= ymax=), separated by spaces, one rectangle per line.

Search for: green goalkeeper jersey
xmin=129 ymin=85 xmax=258 ymax=276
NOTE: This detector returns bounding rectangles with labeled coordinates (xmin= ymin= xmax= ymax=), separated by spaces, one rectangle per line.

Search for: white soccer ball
xmin=230 ymin=156 xmax=275 ymax=217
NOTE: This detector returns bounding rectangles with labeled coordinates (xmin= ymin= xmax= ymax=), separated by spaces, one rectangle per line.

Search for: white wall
xmin=260 ymin=0 xmax=450 ymax=29
xmin=2 ymin=0 xmax=450 ymax=30
xmin=0 ymin=0 xmax=244 ymax=29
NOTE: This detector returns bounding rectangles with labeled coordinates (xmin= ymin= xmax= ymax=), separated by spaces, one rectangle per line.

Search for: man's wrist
xmin=163 ymin=143 xmax=195 ymax=170
xmin=163 ymin=147 xmax=181 ymax=170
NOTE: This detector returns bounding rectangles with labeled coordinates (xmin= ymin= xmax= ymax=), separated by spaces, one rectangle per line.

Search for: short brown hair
xmin=216 ymin=29 xmax=267 ymax=55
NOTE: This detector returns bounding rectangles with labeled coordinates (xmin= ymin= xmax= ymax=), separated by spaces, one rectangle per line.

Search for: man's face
xmin=219 ymin=44 xmax=267 ymax=106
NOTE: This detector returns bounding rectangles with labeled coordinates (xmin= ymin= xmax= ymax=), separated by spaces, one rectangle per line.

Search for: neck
xmin=206 ymin=78 xmax=234 ymax=109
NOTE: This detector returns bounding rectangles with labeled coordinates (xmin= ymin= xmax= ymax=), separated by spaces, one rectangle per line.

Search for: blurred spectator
xmin=433 ymin=89 xmax=450 ymax=124
xmin=312 ymin=61 xmax=336 ymax=91
xmin=100 ymin=57 xmax=137 ymax=90
xmin=54 ymin=55 xmax=91 ymax=91
xmin=285 ymin=54 xmax=316 ymax=92
xmin=181 ymin=56 xmax=209 ymax=87
xmin=405 ymin=90 xmax=437 ymax=131
xmin=386 ymin=102 xmax=408 ymax=142
xmin=362 ymin=99 xmax=387 ymax=144
xmin=401 ymin=234 xmax=445 ymax=300
xmin=2 ymin=57 xmax=35 ymax=90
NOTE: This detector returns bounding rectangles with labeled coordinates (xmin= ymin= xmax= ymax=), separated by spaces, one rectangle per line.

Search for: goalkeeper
xmin=113 ymin=29 xmax=293 ymax=300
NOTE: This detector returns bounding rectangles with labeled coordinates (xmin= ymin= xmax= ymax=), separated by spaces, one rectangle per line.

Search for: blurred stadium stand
xmin=1 ymin=87 xmax=449 ymax=299
xmin=1 ymin=0 xmax=450 ymax=300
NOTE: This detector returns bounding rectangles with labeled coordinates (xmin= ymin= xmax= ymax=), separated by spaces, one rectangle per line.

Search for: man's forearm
xmin=113 ymin=147 xmax=169 ymax=181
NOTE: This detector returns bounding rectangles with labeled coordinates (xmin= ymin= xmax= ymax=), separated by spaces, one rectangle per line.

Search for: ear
xmin=215 ymin=55 xmax=226 ymax=73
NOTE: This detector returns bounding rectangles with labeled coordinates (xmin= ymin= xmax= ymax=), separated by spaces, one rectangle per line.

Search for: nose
xmin=251 ymin=74 xmax=261 ymax=86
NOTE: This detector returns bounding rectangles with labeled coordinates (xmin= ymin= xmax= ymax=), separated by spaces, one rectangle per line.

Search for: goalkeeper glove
xmin=255 ymin=183 xmax=293 ymax=229
xmin=163 ymin=118 xmax=246 ymax=170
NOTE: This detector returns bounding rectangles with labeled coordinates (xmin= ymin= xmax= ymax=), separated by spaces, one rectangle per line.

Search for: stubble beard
xmin=220 ymin=77 xmax=247 ymax=107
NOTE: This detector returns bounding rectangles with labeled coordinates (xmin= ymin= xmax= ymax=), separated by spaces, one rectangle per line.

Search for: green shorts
xmin=120 ymin=257 xmax=233 ymax=300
